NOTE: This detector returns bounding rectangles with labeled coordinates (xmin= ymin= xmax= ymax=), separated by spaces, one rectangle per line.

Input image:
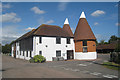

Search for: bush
xmin=29 ymin=55 xmax=46 ymax=63
xmin=29 ymin=58 xmax=34 ymax=63
xmin=110 ymin=52 xmax=120 ymax=64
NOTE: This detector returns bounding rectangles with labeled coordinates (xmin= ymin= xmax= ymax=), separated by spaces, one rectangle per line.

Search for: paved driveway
xmin=2 ymin=54 xmax=119 ymax=78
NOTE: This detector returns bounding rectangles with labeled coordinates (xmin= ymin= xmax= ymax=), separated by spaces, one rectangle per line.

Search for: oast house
xmin=11 ymin=12 xmax=97 ymax=61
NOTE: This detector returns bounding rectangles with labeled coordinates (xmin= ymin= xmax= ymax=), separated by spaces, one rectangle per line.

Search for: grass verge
xmin=102 ymin=62 xmax=120 ymax=71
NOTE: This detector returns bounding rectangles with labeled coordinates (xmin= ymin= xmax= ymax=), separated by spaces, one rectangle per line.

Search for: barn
xmin=11 ymin=12 xmax=97 ymax=61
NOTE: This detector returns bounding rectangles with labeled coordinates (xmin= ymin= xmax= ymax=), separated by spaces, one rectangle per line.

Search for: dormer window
xmin=56 ymin=37 xmax=61 ymax=44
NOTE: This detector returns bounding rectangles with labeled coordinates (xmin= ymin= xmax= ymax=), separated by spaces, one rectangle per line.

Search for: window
xmin=30 ymin=51 xmax=32 ymax=57
xmin=83 ymin=47 xmax=87 ymax=53
xmin=67 ymin=38 xmax=70 ymax=44
xmin=56 ymin=51 xmax=61 ymax=57
xmin=23 ymin=51 xmax=24 ymax=56
xmin=39 ymin=51 xmax=42 ymax=55
xmin=56 ymin=37 xmax=61 ymax=44
xmin=83 ymin=40 xmax=87 ymax=46
xmin=39 ymin=37 xmax=42 ymax=43
xmin=20 ymin=51 xmax=21 ymax=55
xmin=26 ymin=51 xmax=28 ymax=57
xmin=17 ymin=51 xmax=18 ymax=55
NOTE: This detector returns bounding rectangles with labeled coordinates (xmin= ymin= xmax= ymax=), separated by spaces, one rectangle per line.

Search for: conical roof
xmin=74 ymin=12 xmax=96 ymax=41
xmin=63 ymin=18 xmax=73 ymax=37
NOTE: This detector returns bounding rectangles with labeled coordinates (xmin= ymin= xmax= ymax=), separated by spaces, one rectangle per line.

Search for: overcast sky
xmin=1 ymin=2 xmax=118 ymax=45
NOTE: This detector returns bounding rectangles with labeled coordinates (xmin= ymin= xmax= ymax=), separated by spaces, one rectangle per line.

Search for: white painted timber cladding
xmin=34 ymin=36 xmax=75 ymax=61
xmin=11 ymin=44 xmax=14 ymax=57
xmin=11 ymin=36 xmax=75 ymax=61
xmin=75 ymin=52 xmax=97 ymax=60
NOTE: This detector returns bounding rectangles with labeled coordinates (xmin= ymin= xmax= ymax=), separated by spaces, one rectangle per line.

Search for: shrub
xmin=110 ymin=52 xmax=120 ymax=64
xmin=29 ymin=55 xmax=46 ymax=63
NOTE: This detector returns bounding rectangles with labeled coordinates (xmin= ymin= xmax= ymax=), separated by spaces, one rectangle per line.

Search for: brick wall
xmin=75 ymin=41 xmax=96 ymax=52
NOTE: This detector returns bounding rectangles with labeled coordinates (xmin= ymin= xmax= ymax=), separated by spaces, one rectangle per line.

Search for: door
xmin=67 ymin=50 xmax=74 ymax=60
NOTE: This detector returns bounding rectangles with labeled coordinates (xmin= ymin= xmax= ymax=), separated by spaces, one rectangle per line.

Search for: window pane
xmin=39 ymin=51 xmax=42 ymax=55
xmin=30 ymin=51 xmax=32 ymax=57
xmin=83 ymin=41 xmax=87 ymax=46
xmin=39 ymin=37 xmax=42 ymax=43
xmin=67 ymin=38 xmax=70 ymax=44
xmin=56 ymin=51 xmax=61 ymax=57
xmin=83 ymin=47 xmax=87 ymax=52
xmin=23 ymin=51 xmax=24 ymax=56
xmin=26 ymin=51 xmax=28 ymax=57
xmin=20 ymin=51 xmax=21 ymax=55
xmin=56 ymin=37 xmax=61 ymax=44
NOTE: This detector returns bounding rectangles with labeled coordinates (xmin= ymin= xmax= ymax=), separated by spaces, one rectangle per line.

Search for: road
xmin=0 ymin=54 xmax=2 ymax=79
xmin=2 ymin=54 xmax=119 ymax=78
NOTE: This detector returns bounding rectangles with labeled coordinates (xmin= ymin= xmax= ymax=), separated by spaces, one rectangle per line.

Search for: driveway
xmin=2 ymin=54 xmax=119 ymax=78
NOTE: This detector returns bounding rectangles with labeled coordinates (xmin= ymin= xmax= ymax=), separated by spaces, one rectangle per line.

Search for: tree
xmin=108 ymin=35 xmax=118 ymax=43
xmin=95 ymin=40 xmax=99 ymax=46
xmin=2 ymin=44 xmax=11 ymax=54
xmin=99 ymin=40 xmax=105 ymax=45
xmin=104 ymin=42 xmax=109 ymax=44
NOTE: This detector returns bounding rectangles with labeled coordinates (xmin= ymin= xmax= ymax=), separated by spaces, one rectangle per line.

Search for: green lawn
xmin=102 ymin=62 xmax=120 ymax=71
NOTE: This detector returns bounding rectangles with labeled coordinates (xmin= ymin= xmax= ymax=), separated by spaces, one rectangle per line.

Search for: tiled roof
xmin=15 ymin=24 xmax=73 ymax=41
xmin=74 ymin=18 xmax=96 ymax=41
xmin=63 ymin=24 xmax=73 ymax=37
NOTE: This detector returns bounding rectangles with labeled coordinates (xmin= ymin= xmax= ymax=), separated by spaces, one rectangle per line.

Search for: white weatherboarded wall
xmin=11 ymin=36 xmax=75 ymax=61
xmin=33 ymin=36 xmax=75 ymax=61
xmin=75 ymin=52 xmax=97 ymax=60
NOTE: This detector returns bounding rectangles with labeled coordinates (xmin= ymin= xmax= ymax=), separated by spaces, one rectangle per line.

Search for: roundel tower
xmin=74 ymin=12 xmax=97 ymax=60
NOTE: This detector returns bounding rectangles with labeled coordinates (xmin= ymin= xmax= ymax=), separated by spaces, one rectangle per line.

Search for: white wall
xmin=11 ymin=36 xmax=97 ymax=61
xmin=16 ymin=42 xmax=19 ymax=58
xmin=75 ymin=52 xmax=97 ymax=60
xmin=12 ymin=36 xmax=75 ymax=61
xmin=11 ymin=44 xmax=14 ymax=57
xmin=33 ymin=36 xmax=75 ymax=61
xmin=11 ymin=42 xmax=33 ymax=60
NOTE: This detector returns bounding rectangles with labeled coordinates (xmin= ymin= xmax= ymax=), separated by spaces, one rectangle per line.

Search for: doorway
xmin=67 ymin=50 xmax=74 ymax=60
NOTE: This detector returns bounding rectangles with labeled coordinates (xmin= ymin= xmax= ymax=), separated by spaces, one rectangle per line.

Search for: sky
xmin=1 ymin=2 xmax=119 ymax=45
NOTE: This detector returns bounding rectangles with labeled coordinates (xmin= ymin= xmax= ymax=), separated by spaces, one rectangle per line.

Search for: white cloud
xmin=2 ymin=25 xmax=22 ymax=45
xmin=95 ymin=34 xmax=110 ymax=42
xmin=0 ymin=4 xmax=11 ymax=12
xmin=38 ymin=17 xmax=54 ymax=24
xmin=25 ymin=27 xmax=35 ymax=31
xmin=31 ymin=6 xmax=45 ymax=14
xmin=45 ymin=20 xmax=54 ymax=24
xmin=115 ymin=23 xmax=120 ymax=26
xmin=91 ymin=10 xmax=105 ymax=17
xmin=94 ymin=22 xmax=99 ymax=25
xmin=0 ymin=12 xmax=21 ymax=23
xmin=58 ymin=2 xmax=68 ymax=11
xmin=3 ymin=4 xmax=11 ymax=8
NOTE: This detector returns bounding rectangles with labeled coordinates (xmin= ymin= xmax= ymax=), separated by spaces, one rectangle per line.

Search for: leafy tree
xmin=99 ymin=40 xmax=105 ymax=45
xmin=2 ymin=41 xmax=14 ymax=54
xmin=104 ymin=42 xmax=109 ymax=44
xmin=95 ymin=40 xmax=99 ymax=46
xmin=108 ymin=35 xmax=118 ymax=43
xmin=2 ymin=44 xmax=11 ymax=54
